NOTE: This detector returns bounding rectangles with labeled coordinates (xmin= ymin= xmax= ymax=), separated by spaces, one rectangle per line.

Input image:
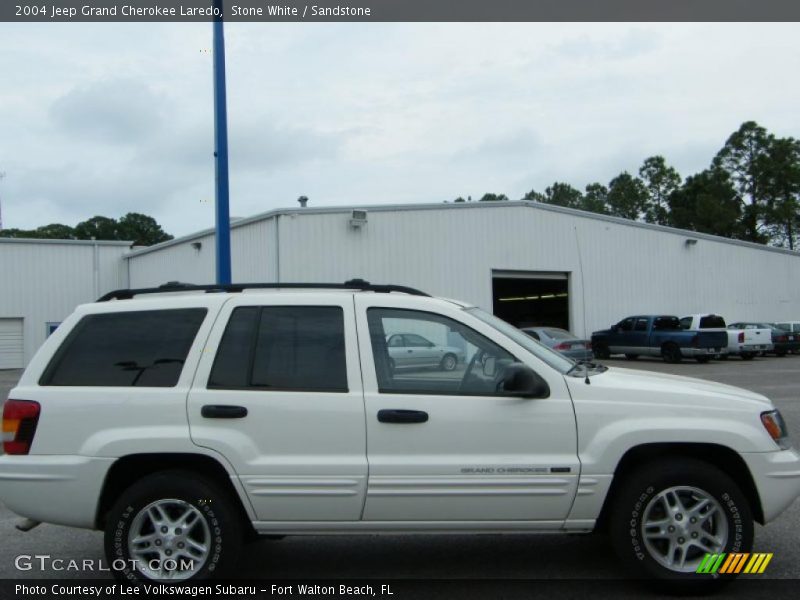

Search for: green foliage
xmin=479 ymin=193 xmax=509 ymax=202
xmin=712 ymin=121 xmax=771 ymax=243
xmin=583 ymin=183 xmax=609 ymax=214
xmin=639 ymin=156 xmax=681 ymax=225
xmin=607 ymin=172 xmax=649 ymax=220
xmin=117 ymin=212 xmax=173 ymax=246
xmin=0 ymin=213 xmax=173 ymax=246
xmin=761 ymin=137 xmax=800 ymax=249
xmin=668 ymin=169 xmax=742 ymax=238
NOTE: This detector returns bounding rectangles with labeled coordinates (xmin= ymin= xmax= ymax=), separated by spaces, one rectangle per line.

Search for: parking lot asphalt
xmin=1 ymin=358 xmax=799 ymax=588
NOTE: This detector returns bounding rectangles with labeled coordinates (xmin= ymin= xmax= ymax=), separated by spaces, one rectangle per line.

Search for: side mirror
xmin=500 ymin=363 xmax=550 ymax=399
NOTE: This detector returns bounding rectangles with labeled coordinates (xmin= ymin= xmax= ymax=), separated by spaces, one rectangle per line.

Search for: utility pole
xmin=212 ymin=0 xmax=232 ymax=285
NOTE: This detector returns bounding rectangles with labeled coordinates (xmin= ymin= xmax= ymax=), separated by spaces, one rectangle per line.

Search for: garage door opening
xmin=492 ymin=272 xmax=569 ymax=331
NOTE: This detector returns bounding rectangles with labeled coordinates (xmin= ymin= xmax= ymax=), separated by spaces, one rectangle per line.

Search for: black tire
xmin=625 ymin=354 xmax=639 ymax=361
xmin=741 ymin=352 xmax=755 ymax=361
xmin=440 ymin=353 xmax=458 ymax=371
xmin=104 ymin=470 xmax=243 ymax=582
xmin=609 ymin=458 xmax=754 ymax=592
xmin=695 ymin=356 xmax=711 ymax=364
xmin=594 ymin=343 xmax=610 ymax=360
xmin=661 ymin=343 xmax=682 ymax=364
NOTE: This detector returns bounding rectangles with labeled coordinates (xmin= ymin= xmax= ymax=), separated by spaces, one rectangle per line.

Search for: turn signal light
xmin=761 ymin=410 xmax=791 ymax=450
xmin=2 ymin=400 xmax=40 ymax=455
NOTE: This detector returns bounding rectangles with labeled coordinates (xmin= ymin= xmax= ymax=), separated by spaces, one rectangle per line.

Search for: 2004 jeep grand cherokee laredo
xmin=1 ymin=280 xmax=799 ymax=590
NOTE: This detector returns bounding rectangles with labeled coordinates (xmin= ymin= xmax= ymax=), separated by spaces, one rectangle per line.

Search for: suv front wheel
xmin=104 ymin=470 xmax=242 ymax=582
xmin=609 ymin=458 xmax=753 ymax=590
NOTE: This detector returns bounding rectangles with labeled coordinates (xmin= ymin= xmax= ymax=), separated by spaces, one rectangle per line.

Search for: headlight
xmin=761 ymin=410 xmax=791 ymax=450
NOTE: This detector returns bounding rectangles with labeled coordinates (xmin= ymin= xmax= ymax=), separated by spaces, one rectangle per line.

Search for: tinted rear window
xmin=209 ymin=306 xmax=347 ymax=392
xmin=699 ymin=315 xmax=726 ymax=328
xmin=41 ymin=309 xmax=207 ymax=387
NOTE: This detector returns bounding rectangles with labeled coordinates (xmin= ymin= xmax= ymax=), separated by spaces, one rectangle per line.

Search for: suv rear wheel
xmin=609 ymin=458 xmax=753 ymax=591
xmin=104 ymin=470 xmax=242 ymax=582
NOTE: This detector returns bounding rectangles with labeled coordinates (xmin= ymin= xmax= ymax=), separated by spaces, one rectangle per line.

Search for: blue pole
xmin=213 ymin=1 xmax=232 ymax=285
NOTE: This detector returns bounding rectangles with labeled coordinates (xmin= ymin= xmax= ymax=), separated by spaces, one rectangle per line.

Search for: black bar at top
xmin=3 ymin=0 xmax=800 ymax=23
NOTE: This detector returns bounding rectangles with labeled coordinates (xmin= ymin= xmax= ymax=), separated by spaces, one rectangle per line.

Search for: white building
xmin=3 ymin=200 xmax=800 ymax=367
xmin=0 ymin=238 xmax=131 ymax=368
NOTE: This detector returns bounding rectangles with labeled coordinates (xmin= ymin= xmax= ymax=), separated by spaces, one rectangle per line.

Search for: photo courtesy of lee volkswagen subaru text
xmin=2 ymin=280 xmax=799 ymax=590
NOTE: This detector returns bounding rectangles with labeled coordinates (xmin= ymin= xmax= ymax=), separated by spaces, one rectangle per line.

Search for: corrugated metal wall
xmin=126 ymin=203 xmax=800 ymax=338
xmin=0 ymin=240 xmax=130 ymax=365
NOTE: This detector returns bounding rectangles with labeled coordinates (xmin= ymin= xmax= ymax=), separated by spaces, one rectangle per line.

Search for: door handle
xmin=377 ymin=409 xmax=429 ymax=424
xmin=201 ymin=405 xmax=248 ymax=419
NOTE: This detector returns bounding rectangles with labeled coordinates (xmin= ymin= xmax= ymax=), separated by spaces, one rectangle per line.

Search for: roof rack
xmin=96 ymin=278 xmax=430 ymax=302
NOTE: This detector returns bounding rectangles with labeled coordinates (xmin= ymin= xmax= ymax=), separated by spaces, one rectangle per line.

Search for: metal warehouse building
xmin=0 ymin=238 xmax=131 ymax=368
xmin=2 ymin=200 xmax=800 ymax=367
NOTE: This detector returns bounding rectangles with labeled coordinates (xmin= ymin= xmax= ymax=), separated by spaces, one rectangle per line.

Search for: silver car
xmin=386 ymin=333 xmax=464 ymax=371
xmin=521 ymin=327 xmax=593 ymax=361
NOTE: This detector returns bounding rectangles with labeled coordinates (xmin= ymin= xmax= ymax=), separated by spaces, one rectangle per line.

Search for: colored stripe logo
xmin=696 ymin=553 xmax=773 ymax=574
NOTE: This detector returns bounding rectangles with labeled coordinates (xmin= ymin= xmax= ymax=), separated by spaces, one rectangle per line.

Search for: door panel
xmin=187 ymin=295 xmax=367 ymax=521
xmin=355 ymin=297 xmax=579 ymax=522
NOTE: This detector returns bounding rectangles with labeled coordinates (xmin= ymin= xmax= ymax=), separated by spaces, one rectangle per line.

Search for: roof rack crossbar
xmin=97 ymin=279 xmax=430 ymax=302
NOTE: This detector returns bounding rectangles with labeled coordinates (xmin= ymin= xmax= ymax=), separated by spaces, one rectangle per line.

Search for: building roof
xmin=0 ymin=237 xmax=133 ymax=247
xmin=123 ymin=200 xmax=800 ymax=259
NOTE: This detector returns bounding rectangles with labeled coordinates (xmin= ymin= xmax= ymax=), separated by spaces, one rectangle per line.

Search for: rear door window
xmin=41 ymin=309 xmax=207 ymax=387
xmin=209 ymin=305 xmax=348 ymax=392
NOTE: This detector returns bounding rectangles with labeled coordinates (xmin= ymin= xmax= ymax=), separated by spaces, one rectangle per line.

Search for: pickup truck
xmin=679 ymin=314 xmax=773 ymax=360
xmin=592 ymin=315 xmax=728 ymax=363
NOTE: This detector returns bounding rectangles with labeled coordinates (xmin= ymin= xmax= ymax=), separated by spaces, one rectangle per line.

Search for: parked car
xmin=775 ymin=322 xmax=800 ymax=353
xmin=728 ymin=322 xmax=800 ymax=357
xmin=386 ymin=333 xmax=464 ymax=371
xmin=2 ymin=280 xmax=799 ymax=589
xmin=592 ymin=315 xmax=727 ymax=363
xmin=521 ymin=326 xmax=593 ymax=361
xmin=680 ymin=315 xmax=772 ymax=360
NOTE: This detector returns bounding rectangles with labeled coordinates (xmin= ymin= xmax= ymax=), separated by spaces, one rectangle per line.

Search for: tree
xmin=712 ymin=121 xmax=772 ymax=243
xmin=606 ymin=172 xmax=648 ymax=220
xmin=582 ymin=183 xmax=609 ymax=214
xmin=668 ymin=168 xmax=742 ymax=238
xmin=543 ymin=182 xmax=584 ymax=209
xmin=453 ymin=196 xmax=466 ymax=203
xmin=478 ymin=193 xmax=509 ymax=202
xmin=0 ymin=213 xmax=172 ymax=246
xmin=522 ymin=189 xmax=546 ymax=202
xmin=34 ymin=224 xmax=76 ymax=239
xmin=639 ymin=156 xmax=681 ymax=225
xmin=118 ymin=212 xmax=173 ymax=246
xmin=761 ymin=137 xmax=800 ymax=249
xmin=73 ymin=216 xmax=120 ymax=240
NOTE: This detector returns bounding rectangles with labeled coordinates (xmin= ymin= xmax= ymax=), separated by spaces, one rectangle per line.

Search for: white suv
xmin=2 ymin=280 xmax=799 ymax=588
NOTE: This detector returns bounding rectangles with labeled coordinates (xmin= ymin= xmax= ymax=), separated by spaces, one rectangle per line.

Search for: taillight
xmin=553 ymin=343 xmax=571 ymax=350
xmin=2 ymin=400 xmax=40 ymax=455
xmin=585 ymin=342 xmax=592 ymax=350
xmin=738 ymin=332 xmax=745 ymax=343
xmin=777 ymin=335 xmax=788 ymax=343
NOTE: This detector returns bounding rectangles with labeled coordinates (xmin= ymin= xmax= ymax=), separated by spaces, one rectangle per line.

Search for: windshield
xmin=466 ymin=307 xmax=575 ymax=373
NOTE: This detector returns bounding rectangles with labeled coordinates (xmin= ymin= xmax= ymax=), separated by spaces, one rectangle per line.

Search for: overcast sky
xmin=1 ymin=22 xmax=798 ymax=237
